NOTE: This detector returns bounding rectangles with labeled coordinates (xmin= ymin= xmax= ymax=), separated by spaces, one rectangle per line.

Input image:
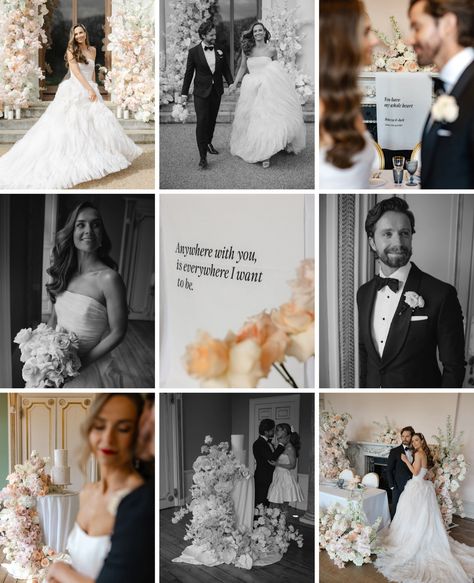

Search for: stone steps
xmin=0 ymin=102 xmax=155 ymax=143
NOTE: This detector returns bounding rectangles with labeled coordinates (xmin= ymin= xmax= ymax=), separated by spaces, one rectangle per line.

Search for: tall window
xmin=41 ymin=0 xmax=110 ymax=96
xmin=215 ymin=0 xmax=262 ymax=77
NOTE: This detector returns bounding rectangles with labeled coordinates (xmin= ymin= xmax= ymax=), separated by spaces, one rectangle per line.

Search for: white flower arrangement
xmin=319 ymin=409 xmax=352 ymax=480
xmin=171 ymin=102 xmax=189 ymax=123
xmin=172 ymin=435 xmax=303 ymax=568
xmin=404 ymin=291 xmax=425 ymax=310
xmin=431 ymin=94 xmax=459 ymax=124
xmin=367 ymin=16 xmax=435 ymax=73
xmin=432 ymin=416 xmax=468 ymax=527
xmin=319 ymin=500 xmax=381 ymax=568
xmin=0 ymin=0 xmax=48 ymax=109
xmin=373 ymin=417 xmax=400 ymax=445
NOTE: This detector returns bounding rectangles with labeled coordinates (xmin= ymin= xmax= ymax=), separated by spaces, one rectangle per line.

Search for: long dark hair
xmin=46 ymin=201 xmax=117 ymax=303
xmin=241 ymin=21 xmax=271 ymax=56
xmin=64 ymin=23 xmax=90 ymax=66
xmin=276 ymin=423 xmax=301 ymax=458
xmin=413 ymin=433 xmax=434 ymax=469
xmin=320 ymin=0 xmax=366 ymax=169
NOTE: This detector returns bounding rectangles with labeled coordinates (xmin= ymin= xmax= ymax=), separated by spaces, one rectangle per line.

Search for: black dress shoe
xmin=199 ymin=158 xmax=208 ymax=169
xmin=207 ymin=144 xmax=219 ymax=155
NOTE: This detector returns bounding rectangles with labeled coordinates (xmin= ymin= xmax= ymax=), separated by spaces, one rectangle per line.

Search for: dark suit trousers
xmin=194 ymin=86 xmax=221 ymax=159
xmin=255 ymin=475 xmax=272 ymax=507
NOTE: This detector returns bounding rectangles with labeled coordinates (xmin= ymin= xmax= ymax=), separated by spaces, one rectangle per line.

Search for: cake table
xmin=37 ymin=491 xmax=79 ymax=552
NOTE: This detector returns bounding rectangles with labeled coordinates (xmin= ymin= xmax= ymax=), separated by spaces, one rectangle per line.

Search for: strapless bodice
xmin=76 ymin=59 xmax=95 ymax=77
xmin=55 ymin=290 xmax=108 ymax=355
xmin=412 ymin=467 xmax=428 ymax=481
xmin=247 ymin=56 xmax=272 ymax=74
xmin=277 ymin=453 xmax=290 ymax=464
xmin=67 ymin=522 xmax=110 ymax=579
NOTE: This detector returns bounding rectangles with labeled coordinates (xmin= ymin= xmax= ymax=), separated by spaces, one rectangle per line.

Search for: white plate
xmin=369 ymin=177 xmax=387 ymax=188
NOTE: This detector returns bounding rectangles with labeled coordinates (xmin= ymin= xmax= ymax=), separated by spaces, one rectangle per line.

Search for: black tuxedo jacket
xmin=421 ymin=60 xmax=474 ymax=189
xmin=357 ymin=263 xmax=465 ymax=388
xmin=96 ymin=479 xmax=154 ymax=583
xmin=181 ymin=43 xmax=233 ymax=99
xmin=253 ymin=436 xmax=284 ymax=490
xmin=387 ymin=444 xmax=412 ymax=492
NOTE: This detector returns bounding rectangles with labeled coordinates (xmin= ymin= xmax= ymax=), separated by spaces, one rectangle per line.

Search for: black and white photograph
xmin=319 ymin=392 xmax=474 ymax=582
xmin=0 ymin=194 xmax=155 ymax=389
xmin=0 ymin=392 xmax=155 ymax=582
xmin=159 ymin=0 xmax=314 ymax=189
xmin=160 ymin=392 xmax=314 ymax=582
xmin=320 ymin=193 xmax=474 ymax=388
xmin=320 ymin=0 xmax=474 ymax=190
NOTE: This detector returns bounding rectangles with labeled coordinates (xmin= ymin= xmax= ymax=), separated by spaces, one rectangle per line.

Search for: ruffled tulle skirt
xmin=230 ymin=61 xmax=306 ymax=163
xmin=0 ymin=78 xmax=142 ymax=189
xmin=267 ymin=467 xmax=304 ymax=504
xmin=375 ymin=478 xmax=474 ymax=582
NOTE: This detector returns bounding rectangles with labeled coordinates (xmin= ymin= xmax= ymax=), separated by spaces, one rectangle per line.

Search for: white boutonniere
xmin=404 ymin=291 xmax=425 ymax=310
xmin=217 ymin=49 xmax=223 ymax=56
xmin=431 ymin=94 xmax=459 ymax=123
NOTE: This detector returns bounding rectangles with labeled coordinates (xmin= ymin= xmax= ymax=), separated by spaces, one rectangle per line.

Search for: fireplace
xmin=366 ymin=456 xmax=392 ymax=503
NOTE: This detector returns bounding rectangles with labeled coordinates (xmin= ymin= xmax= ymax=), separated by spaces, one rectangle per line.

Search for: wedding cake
xmin=231 ymin=434 xmax=247 ymax=466
xmin=51 ymin=449 xmax=71 ymax=485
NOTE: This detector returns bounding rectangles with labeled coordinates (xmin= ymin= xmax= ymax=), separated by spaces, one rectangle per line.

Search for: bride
xmin=229 ymin=22 xmax=305 ymax=169
xmin=46 ymin=394 xmax=146 ymax=583
xmin=375 ymin=432 xmax=474 ymax=583
xmin=46 ymin=201 xmax=128 ymax=387
xmin=0 ymin=24 xmax=142 ymax=190
xmin=268 ymin=423 xmax=304 ymax=515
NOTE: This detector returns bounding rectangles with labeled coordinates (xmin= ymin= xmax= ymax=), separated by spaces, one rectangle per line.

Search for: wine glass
xmin=405 ymin=160 xmax=418 ymax=186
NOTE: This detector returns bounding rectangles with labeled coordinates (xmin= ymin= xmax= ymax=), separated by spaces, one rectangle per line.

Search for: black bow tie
xmin=404 ymin=446 xmax=411 ymax=451
xmin=432 ymin=76 xmax=446 ymax=96
xmin=204 ymin=45 xmax=214 ymax=51
xmin=375 ymin=274 xmax=400 ymax=293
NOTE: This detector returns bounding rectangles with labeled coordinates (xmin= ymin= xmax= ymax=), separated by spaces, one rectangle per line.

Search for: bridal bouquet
xmin=14 ymin=324 xmax=81 ymax=388
xmin=320 ymin=500 xmax=381 ymax=568
xmin=184 ymin=259 xmax=314 ymax=388
xmin=0 ymin=451 xmax=60 ymax=581
xmin=320 ymin=409 xmax=352 ymax=480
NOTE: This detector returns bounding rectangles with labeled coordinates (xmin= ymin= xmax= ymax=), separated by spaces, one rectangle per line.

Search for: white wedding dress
xmin=66 ymin=523 xmax=110 ymax=579
xmin=55 ymin=290 xmax=125 ymax=387
xmin=375 ymin=468 xmax=474 ymax=583
xmin=230 ymin=57 xmax=306 ymax=163
xmin=267 ymin=454 xmax=304 ymax=504
xmin=0 ymin=59 xmax=142 ymax=189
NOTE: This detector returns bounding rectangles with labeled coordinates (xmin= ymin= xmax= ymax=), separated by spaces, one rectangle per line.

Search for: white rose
xmin=226 ymin=339 xmax=263 ymax=388
xmin=431 ymin=95 xmax=459 ymax=123
xmin=286 ymin=326 xmax=314 ymax=362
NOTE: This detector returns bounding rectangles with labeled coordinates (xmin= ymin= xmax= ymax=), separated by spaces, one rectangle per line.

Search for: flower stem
xmin=272 ymin=363 xmax=299 ymax=388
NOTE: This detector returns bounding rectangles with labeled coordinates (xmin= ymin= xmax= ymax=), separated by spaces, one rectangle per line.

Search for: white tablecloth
xmin=319 ymin=484 xmax=391 ymax=531
xmin=370 ymin=169 xmax=421 ymax=189
xmin=37 ymin=492 xmax=79 ymax=552
xmin=231 ymin=475 xmax=254 ymax=530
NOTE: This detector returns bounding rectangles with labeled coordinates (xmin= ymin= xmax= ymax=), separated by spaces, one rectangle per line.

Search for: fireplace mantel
xmin=347 ymin=441 xmax=398 ymax=476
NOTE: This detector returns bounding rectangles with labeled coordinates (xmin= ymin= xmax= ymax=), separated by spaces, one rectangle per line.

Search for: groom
xmin=253 ymin=419 xmax=285 ymax=507
xmin=357 ymin=196 xmax=466 ymax=388
xmin=181 ymin=20 xmax=233 ymax=170
xmin=408 ymin=0 xmax=474 ymax=188
xmin=387 ymin=426 xmax=414 ymax=518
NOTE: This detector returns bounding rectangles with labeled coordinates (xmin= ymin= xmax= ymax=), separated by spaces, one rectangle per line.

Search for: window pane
xmin=77 ymin=0 xmax=106 ymax=69
xmin=44 ymin=0 xmax=73 ymax=86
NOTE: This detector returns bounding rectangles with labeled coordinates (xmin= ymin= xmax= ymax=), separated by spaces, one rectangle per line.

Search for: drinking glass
xmin=392 ymin=155 xmax=405 ymax=169
xmin=393 ymin=167 xmax=404 ymax=185
xmin=405 ymin=160 xmax=418 ymax=186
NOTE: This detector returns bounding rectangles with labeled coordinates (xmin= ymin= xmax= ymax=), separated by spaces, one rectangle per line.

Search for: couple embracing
xmin=375 ymin=425 xmax=474 ymax=582
xmin=181 ymin=20 xmax=306 ymax=170
xmin=252 ymin=419 xmax=304 ymax=516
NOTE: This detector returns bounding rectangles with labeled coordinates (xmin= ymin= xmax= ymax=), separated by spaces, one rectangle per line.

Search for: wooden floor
xmin=319 ymin=515 xmax=474 ymax=583
xmin=110 ymin=320 xmax=155 ymax=388
xmin=160 ymin=507 xmax=315 ymax=582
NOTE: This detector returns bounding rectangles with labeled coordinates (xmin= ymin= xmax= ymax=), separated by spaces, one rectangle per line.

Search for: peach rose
xmin=289 ymin=258 xmax=314 ymax=311
xmin=272 ymin=302 xmax=314 ymax=335
xmin=286 ymin=326 xmax=315 ymax=362
xmin=227 ymin=339 xmax=263 ymax=388
xmin=185 ymin=331 xmax=229 ymax=380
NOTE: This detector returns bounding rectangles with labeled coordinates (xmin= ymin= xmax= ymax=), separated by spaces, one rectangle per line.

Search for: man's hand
xmin=228 ymin=83 xmax=236 ymax=94
xmin=180 ymin=95 xmax=187 ymax=105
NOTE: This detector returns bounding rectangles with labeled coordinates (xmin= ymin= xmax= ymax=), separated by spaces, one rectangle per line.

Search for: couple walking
xmin=181 ymin=20 xmax=306 ymax=170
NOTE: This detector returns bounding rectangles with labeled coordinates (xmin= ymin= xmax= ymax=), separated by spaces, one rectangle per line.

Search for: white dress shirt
xmin=371 ymin=263 xmax=412 ymax=357
xmin=403 ymin=445 xmax=413 ymax=464
xmin=439 ymin=47 xmax=474 ymax=94
xmin=201 ymin=41 xmax=216 ymax=74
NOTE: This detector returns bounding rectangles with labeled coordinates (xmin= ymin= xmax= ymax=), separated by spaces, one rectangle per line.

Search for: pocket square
xmin=411 ymin=315 xmax=428 ymax=321
xmin=437 ymin=129 xmax=452 ymax=137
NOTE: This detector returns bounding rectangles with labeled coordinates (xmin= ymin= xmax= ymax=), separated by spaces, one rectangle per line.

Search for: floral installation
xmin=171 ymin=102 xmax=189 ymax=123
xmin=264 ymin=0 xmax=313 ymax=104
xmin=14 ymin=323 xmax=81 ymax=388
xmin=431 ymin=94 xmax=459 ymax=124
xmin=0 ymin=451 xmax=64 ymax=581
xmin=404 ymin=291 xmax=425 ymax=310
xmin=432 ymin=416 xmax=468 ymax=528
xmin=373 ymin=417 xmax=399 ymax=445
xmin=160 ymin=0 xmax=215 ymax=104
xmin=347 ymin=475 xmax=363 ymax=490
xmin=172 ymin=435 xmax=303 ymax=569
xmin=184 ymin=259 xmax=314 ymax=388
xmin=0 ymin=0 xmax=48 ymax=111
xmin=319 ymin=409 xmax=352 ymax=480
xmin=319 ymin=499 xmax=381 ymax=568
xmin=367 ymin=16 xmax=435 ymax=73
xmin=103 ymin=0 xmax=155 ymax=122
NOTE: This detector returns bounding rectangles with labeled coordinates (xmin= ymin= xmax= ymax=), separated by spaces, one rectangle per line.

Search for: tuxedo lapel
xmin=360 ymin=278 xmax=381 ymax=362
xmin=381 ymin=263 xmax=423 ymax=367
xmin=450 ymin=59 xmax=474 ymax=101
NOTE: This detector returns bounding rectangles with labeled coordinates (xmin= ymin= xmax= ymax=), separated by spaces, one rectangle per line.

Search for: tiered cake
xmin=51 ymin=449 xmax=71 ymax=485
xmin=231 ymin=434 xmax=246 ymax=466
